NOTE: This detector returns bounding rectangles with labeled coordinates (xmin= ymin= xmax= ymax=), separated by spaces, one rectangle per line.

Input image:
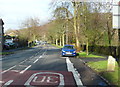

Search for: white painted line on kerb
xmin=20 ymin=65 xmax=31 ymax=74
xmin=1 ymin=65 xmax=16 ymax=74
xmin=66 ymin=57 xmax=83 ymax=86
xmin=4 ymin=80 xmax=13 ymax=85
xmin=33 ymin=59 xmax=39 ymax=63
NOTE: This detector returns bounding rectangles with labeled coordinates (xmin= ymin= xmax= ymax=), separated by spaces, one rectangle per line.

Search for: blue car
xmin=62 ymin=45 xmax=76 ymax=56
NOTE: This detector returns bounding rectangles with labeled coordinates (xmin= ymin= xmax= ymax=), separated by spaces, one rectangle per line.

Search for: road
xmin=0 ymin=44 xmax=108 ymax=87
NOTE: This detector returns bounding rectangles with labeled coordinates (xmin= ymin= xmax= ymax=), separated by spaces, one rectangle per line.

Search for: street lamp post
xmin=113 ymin=0 xmax=120 ymax=64
xmin=117 ymin=1 xmax=120 ymax=84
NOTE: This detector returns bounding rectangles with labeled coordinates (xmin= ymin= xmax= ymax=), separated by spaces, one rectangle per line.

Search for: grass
xmin=87 ymin=61 xmax=119 ymax=86
xmin=0 ymin=52 xmax=14 ymax=55
xmin=51 ymin=44 xmax=63 ymax=48
xmin=79 ymin=52 xmax=105 ymax=58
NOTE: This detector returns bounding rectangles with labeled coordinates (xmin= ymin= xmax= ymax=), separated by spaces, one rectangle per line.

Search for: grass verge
xmin=0 ymin=52 xmax=14 ymax=55
xmin=51 ymin=44 xmax=63 ymax=48
xmin=87 ymin=60 xmax=119 ymax=86
xmin=79 ymin=52 xmax=105 ymax=58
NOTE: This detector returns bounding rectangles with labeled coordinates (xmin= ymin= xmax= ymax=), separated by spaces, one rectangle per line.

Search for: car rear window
xmin=63 ymin=46 xmax=74 ymax=49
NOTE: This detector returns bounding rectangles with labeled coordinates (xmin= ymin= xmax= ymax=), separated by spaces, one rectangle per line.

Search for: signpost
xmin=113 ymin=0 xmax=120 ymax=29
xmin=113 ymin=0 xmax=120 ymax=64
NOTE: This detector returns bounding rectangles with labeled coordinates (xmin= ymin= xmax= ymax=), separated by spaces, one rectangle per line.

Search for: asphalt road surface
xmin=0 ymin=44 xmax=108 ymax=87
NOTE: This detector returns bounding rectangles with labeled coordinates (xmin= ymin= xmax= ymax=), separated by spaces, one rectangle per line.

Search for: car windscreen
xmin=63 ymin=46 xmax=74 ymax=49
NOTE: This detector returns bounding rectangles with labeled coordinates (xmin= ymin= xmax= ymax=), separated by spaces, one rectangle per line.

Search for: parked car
xmin=61 ymin=45 xmax=76 ymax=56
xmin=3 ymin=43 xmax=10 ymax=50
xmin=6 ymin=42 xmax=19 ymax=48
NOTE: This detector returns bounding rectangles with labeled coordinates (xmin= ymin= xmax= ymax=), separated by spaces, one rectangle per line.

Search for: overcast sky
xmin=0 ymin=0 xmax=53 ymax=31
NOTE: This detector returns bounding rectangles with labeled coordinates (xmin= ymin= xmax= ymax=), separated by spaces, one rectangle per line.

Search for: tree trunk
xmin=56 ymin=38 xmax=58 ymax=46
xmin=107 ymin=21 xmax=112 ymax=55
xmin=65 ymin=7 xmax=69 ymax=45
xmin=86 ymin=39 xmax=89 ymax=55
xmin=60 ymin=36 xmax=62 ymax=46
xmin=73 ymin=2 xmax=80 ymax=52
xmin=62 ymin=33 xmax=65 ymax=46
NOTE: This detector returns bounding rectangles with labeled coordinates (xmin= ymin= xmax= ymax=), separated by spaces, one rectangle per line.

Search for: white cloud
xmin=0 ymin=0 xmax=52 ymax=30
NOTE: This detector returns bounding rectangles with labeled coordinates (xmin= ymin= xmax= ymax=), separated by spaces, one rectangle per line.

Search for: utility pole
xmin=0 ymin=19 xmax=4 ymax=51
xmin=113 ymin=0 xmax=120 ymax=64
xmin=118 ymin=1 xmax=120 ymax=66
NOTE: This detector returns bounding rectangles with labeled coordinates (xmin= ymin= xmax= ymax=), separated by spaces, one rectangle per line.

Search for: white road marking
xmin=24 ymin=72 xmax=64 ymax=86
xmin=4 ymin=80 xmax=13 ymax=85
xmin=11 ymin=70 xmax=19 ymax=72
xmin=19 ymin=59 xmax=27 ymax=64
xmin=66 ymin=57 xmax=83 ymax=86
xmin=20 ymin=65 xmax=31 ymax=74
xmin=1 ymin=65 xmax=16 ymax=74
xmin=39 ymin=56 xmax=42 ymax=59
xmin=19 ymin=65 xmax=28 ymax=67
xmin=0 ymin=81 xmax=4 ymax=84
xmin=33 ymin=59 xmax=39 ymax=63
xmin=1 ymin=48 xmax=47 ymax=74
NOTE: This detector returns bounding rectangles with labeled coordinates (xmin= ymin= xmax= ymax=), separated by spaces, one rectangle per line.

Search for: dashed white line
xmin=66 ymin=57 xmax=83 ymax=86
xmin=20 ymin=65 xmax=31 ymax=74
xmin=2 ymin=48 xmax=47 ymax=74
xmin=33 ymin=59 xmax=39 ymax=63
xmin=19 ymin=59 xmax=27 ymax=64
xmin=39 ymin=56 xmax=42 ymax=59
xmin=1 ymin=65 xmax=16 ymax=74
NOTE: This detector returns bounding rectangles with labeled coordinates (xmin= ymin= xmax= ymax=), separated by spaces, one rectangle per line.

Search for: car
xmin=61 ymin=45 xmax=76 ymax=56
xmin=3 ymin=43 xmax=10 ymax=50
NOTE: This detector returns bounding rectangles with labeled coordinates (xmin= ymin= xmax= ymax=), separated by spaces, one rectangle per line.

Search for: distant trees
xmin=5 ymin=17 xmax=47 ymax=47
xmin=20 ymin=17 xmax=40 ymax=42
xmin=5 ymin=1 xmax=117 ymax=56
xmin=47 ymin=1 xmax=116 ymax=54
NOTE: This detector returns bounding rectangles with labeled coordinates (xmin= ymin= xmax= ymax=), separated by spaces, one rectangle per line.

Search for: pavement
xmin=0 ymin=44 xmax=110 ymax=87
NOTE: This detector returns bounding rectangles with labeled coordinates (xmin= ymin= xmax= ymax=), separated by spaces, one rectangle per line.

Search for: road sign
xmin=113 ymin=0 xmax=120 ymax=29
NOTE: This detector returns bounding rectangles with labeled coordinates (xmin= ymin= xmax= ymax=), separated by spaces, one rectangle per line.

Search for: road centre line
xmin=33 ymin=59 xmax=39 ymax=63
xmin=20 ymin=65 xmax=31 ymax=74
xmin=1 ymin=65 xmax=16 ymax=74
xmin=39 ymin=56 xmax=42 ymax=58
xmin=2 ymin=47 xmax=46 ymax=74
xmin=33 ymin=50 xmax=47 ymax=63
xmin=66 ymin=57 xmax=83 ymax=86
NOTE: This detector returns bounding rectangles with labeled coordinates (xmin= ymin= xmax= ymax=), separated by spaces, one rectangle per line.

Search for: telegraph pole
xmin=113 ymin=0 xmax=120 ymax=64
xmin=118 ymin=1 xmax=120 ymax=65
